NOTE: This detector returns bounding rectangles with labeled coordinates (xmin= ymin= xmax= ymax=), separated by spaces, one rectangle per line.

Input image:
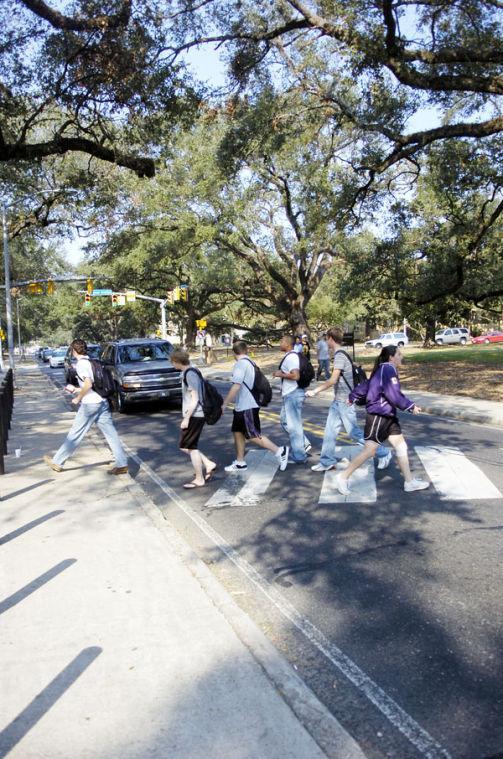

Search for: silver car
xmin=435 ymin=327 xmax=470 ymax=345
xmin=365 ymin=332 xmax=409 ymax=349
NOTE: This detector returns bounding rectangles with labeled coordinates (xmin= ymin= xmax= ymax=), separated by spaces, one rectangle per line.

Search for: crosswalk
xmin=204 ymin=445 xmax=502 ymax=508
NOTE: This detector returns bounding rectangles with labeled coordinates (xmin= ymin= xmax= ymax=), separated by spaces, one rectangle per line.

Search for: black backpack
xmin=335 ymin=350 xmax=367 ymax=391
xmin=241 ymin=357 xmax=273 ymax=407
xmin=184 ymin=367 xmax=223 ymax=425
xmin=77 ymin=358 xmax=115 ymax=399
xmin=281 ymin=351 xmax=315 ymax=390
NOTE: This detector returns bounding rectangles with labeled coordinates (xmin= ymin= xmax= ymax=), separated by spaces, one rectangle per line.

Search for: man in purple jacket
xmin=335 ymin=346 xmax=430 ymax=495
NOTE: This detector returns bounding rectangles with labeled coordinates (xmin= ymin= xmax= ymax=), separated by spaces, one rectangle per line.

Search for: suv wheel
xmin=459 ymin=337 xmax=467 ymax=345
xmin=114 ymin=387 xmax=128 ymax=413
xmin=436 ymin=339 xmax=443 ymax=345
xmin=375 ymin=342 xmax=382 ymax=349
xmin=397 ymin=341 xmax=404 ymax=347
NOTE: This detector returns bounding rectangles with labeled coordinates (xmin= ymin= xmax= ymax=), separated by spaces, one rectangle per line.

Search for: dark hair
xmin=71 ymin=338 xmax=87 ymax=355
xmin=326 ymin=327 xmax=344 ymax=344
xmin=232 ymin=340 xmax=248 ymax=355
xmin=171 ymin=349 xmax=190 ymax=366
xmin=282 ymin=334 xmax=295 ymax=347
xmin=371 ymin=345 xmax=398 ymax=376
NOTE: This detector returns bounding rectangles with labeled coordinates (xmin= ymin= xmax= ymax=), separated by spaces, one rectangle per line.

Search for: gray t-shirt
xmin=333 ymin=350 xmax=354 ymax=401
xmin=182 ymin=367 xmax=205 ymax=418
xmin=232 ymin=357 xmax=258 ymax=411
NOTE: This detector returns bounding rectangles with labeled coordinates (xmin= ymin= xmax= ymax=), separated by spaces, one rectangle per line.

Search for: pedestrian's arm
xmin=222 ymin=382 xmax=241 ymax=411
xmin=72 ymin=377 xmax=92 ymax=404
xmin=306 ymin=368 xmax=341 ymax=397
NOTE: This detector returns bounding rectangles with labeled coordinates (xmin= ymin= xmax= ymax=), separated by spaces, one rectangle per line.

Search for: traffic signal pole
xmin=2 ymin=202 xmax=15 ymax=372
xmin=133 ymin=294 xmax=168 ymax=339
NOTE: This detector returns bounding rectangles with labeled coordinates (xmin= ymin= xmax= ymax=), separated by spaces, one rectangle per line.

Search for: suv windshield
xmin=118 ymin=343 xmax=173 ymax=363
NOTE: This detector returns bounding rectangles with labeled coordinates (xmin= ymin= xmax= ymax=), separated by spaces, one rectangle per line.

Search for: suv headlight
xmin=122 ymin=375 xmax=142 ymax=389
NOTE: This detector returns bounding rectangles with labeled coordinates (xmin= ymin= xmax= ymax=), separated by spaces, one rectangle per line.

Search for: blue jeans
xmin=280 ymin=388 xmax=311 ymax=462
xmin=319 ymin=400 xmax=388 ymax=468
xmin=53 ymin=401 xmax=127 ymax=468
xmin=317 ymin=358 xmax=330 ymax=380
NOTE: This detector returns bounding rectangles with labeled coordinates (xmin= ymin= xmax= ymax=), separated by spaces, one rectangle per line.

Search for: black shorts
xmin=364 ymin=414 xmax=402 ymax=444
xmin=179 ymin=416 xmax=205 ymax=450
xmin=231 ymin=408 xmax=261 ymax=440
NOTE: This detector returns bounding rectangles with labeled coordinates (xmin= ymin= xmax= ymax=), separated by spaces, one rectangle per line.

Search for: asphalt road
xmin=45 ymin=364 xmax=503 ymax=759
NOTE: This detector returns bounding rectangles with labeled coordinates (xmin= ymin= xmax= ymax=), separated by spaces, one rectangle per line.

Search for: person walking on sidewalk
xmin=273 ymin=335 xmax=311 ymax=464
xmin=315 ymin=333 xmax=330 ymax=381
xmin=171 ymin=350 xmax=217 ymax=488
xmin=221 ymin=341 xmax=289 ymax=472
xmin=334 ymin=345 xmax=430 ymax=495
xmin=306 ymin=327 xmax=392 ymax=472
xmin=44 ymin=339 xmax=128 ymax=475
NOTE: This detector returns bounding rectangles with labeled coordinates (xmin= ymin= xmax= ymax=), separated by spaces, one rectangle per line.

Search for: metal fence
xmin=0 ymin=369 xmax=14 ymax=475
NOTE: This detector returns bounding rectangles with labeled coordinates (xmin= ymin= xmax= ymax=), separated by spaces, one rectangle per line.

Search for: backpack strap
xmin=239 ymin=356 xmax=257 ymax=394
xmin=279 ymin=351 xmax=299 ymax=385
xmin=333 ymin=349 xmax=354 ymax=391
xmin=183 ymin=367 xmax=203 ymax=410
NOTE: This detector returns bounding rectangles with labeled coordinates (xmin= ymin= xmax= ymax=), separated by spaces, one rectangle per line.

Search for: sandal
xmin=183 ymin=481 xmax=205 ymax=489
xmin=205 ymin=465 xmax=218 ymax=481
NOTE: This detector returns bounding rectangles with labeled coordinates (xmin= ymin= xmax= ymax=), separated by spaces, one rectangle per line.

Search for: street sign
xmin=196 ymin=319 xmax=207 ymax=328
xmin=92 ymin=288 xmax=113 ymax=296
xmin=126 ymin=290 xmax=136 ymax=302
xmin=117 ymin=294 xmax=126 ymax=306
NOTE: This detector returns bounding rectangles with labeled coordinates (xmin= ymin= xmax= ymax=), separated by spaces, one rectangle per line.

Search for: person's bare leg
xmin=388 ymin=434 xmax=412 ymax=482
xmin=189 ymin=449 xmax=205 ymax=485
xmin=249 ymin=434 xmax=279 ymax=455
xmin=233 ymin=431 xmax=246 ymax=461
xmin=199 ymin=450 xmax=217 ymax=474
xmin=339 ymin=441 xmax=379 ymax=481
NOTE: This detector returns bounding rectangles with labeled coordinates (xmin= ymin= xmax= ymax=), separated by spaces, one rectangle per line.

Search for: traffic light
xmin=85 ymin=293 xmax=91 ymax=305
xmin=27 ymin=282 xmax=43 ymax=295
xmin=173 ymin=286 xmax=181 ymax=301
xmin=166 ymin=290 xmax=174 ymax=305
xmin=180 ymin=286 xmax=188 ymax=302
xmin=87 ymin=278 xmax=93 ymax=295
xmin=111 ymin=293 xmax=118 ymax=306
xmin=47 ymin=279 xmax=55 ymax=296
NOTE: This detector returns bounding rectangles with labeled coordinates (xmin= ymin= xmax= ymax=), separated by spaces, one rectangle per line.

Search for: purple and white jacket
xmin=349 ymin=363 xmax=415 ymax=417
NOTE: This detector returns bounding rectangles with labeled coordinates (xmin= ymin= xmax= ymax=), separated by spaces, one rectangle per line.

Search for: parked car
xmin=434 ymin=327 xmax=470 ymax=345
xmin=41 ymin=347 xmax=54 ymax=362
xmin=100 ymin=338 xmax=182 ymax=412
xmin=38 ymin=346 xmax=49 ymax=360
xmin=64 ymin=343 xmax=102 ymax=384
xmin=49 ymin=348 xmax=67 ymax=368
xmin=471 ymin=331 xmax=503 ymax=345
xmin=365 ymin=332 xmax=409 ymax=349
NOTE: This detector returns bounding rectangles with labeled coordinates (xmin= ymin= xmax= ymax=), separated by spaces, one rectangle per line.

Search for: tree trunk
xmin=423 ymin=315 xmax=436 ymax=347
xmin=288 ymin=294 xmax=310 ymax=337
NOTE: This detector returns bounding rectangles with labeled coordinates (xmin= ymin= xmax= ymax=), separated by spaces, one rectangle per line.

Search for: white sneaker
xmin=335 ymin=458 xmax=350 ymax=470
xmin=276 ymin=446 xmax=289 ymax=471
xmin=404 ymin=478 xmax=430 ymax=492
xmin=377 ymin=450 xmax=392 ymax=470
xmin=224 ymin=460 xmax=248 ymax=473
xmin=311 ymin=462 xmax=333 ymax=472
xmin=335 ymin=473 xmax=350 ymax=496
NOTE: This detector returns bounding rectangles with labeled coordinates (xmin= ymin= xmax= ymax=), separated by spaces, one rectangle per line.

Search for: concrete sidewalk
xmin=202 ymin=368 xmax=503 ymax=428
xmin=0 ymin=368 xmax=363 ymax=759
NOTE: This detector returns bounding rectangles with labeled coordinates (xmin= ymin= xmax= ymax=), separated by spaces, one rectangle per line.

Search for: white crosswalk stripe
xmin=414 ymin=446 xmax=502 ymax=500
xmin=205 ymin=449 xmax=279 ymax=509
xmin=319 ymin=446 xmax=377 ymax=504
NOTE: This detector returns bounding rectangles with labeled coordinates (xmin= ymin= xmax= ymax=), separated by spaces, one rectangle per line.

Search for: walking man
xmin=170 ymin=349 xmax=217 ymax=488
xmin=306 ymin=327 xmax=392 ymax=471
xmin=221 ymin=341 xmax=289 ymax=471
xmin=315 ymin=333 xmax=330 ymax=381
xmin=272 ymin=335 xmax=311 ymax=464
xmin=44 ymin=339 xmax=128 ymax=475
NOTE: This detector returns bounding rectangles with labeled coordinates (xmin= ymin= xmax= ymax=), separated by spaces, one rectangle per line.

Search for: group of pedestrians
xmin=45 ymin=331 xmax=429 ymax=497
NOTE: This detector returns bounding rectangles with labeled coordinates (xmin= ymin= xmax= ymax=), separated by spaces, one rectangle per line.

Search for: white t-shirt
xmin=280 ymin=351 xmax=300 ymax=396
xmin=232 ymin=357 xmax=258 ymax=411
xmin=76 ymin=357 xmax=104 ymax=404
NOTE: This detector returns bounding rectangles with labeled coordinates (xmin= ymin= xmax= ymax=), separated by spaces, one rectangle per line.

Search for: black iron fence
xmin=0 ymin=369 xmax=14 ymax=475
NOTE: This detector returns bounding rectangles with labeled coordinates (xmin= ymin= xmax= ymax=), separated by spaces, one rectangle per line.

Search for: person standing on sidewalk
xmin=170 ymin=350 xmax=217 ymax=488
xmin=272 ymin=335 xmax=311 ymax=464
xmin=315 ymin=333 xmax=330 ymax=381
xmin=221 ymin=341 xmax=289 ymax=472
xmin=306 ymin=327 xmax=392 ymax=472
xmin=44 ymin=339 xmax=128 ymax=475
xmin=334 ymin=345 xmax=430 ymax=495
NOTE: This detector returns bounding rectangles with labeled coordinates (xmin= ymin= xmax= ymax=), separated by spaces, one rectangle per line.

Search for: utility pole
xmin=2 ymin=202 xmax=15 ymax=372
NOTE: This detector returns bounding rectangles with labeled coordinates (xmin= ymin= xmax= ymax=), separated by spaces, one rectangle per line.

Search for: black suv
xmin=64 ymin=343 xmax=102 ymax=384
xmin=100 ymin=338 xmax=182 ymax=412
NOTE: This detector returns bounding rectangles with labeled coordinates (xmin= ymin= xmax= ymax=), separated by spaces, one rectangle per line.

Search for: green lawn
xmin=358 ymin=344 xmax=503 ymax=367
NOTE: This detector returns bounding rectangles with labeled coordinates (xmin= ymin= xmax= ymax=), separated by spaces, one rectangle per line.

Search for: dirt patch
xmin=399 ymin=362 xmax=503 ymax=402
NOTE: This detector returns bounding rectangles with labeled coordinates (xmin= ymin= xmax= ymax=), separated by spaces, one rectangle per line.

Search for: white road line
xmin=415 ymin=446 xmax=501 ymax=501
xmin=124 ymin=442 xmax=451 ymax=758
xmin=205 ymin=450 xmax=279 ymax=509
xmin=319 ymin=446 xmax=377 ymax=504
